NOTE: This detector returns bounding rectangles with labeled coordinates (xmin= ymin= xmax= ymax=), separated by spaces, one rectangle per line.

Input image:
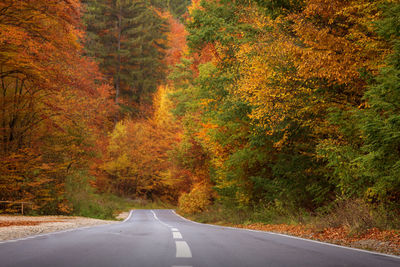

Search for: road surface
xmin=0 ymin=209 xmax=399 ymax=267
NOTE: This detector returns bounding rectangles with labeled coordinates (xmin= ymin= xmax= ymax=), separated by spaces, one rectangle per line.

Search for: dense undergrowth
xmin=182 ymin=199 xmax=400 ymax=236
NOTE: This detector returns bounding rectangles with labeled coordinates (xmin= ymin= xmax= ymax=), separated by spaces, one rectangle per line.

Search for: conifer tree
xmin=84 ymin=0 xmax=167 ymax=108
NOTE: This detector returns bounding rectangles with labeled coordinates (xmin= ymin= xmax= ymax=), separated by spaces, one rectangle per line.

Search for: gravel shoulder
xmin=0 ymin=212 xmax=130 ymax=241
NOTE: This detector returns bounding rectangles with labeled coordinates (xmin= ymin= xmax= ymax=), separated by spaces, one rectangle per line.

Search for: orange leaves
xmin=164 ymin=14 xmax=188 ymax=67
xmin=290 ymin=0 xmax=388 ymax=93
xmin=237 ymin=223 xmax=313 ymax=237
xmin=0 ymin=0 xmax=84 ymax=84
xmin=236 ymin=223 xmax=400 ymax=255
xmin=0 ymin=1 xmax=117 ymax=214
xmin=301 ymin=0 xmax=346 ymax=19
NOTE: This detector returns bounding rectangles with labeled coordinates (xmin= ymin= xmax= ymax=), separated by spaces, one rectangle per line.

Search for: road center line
xmin=175 ymin=241 xmax=192 ymax=258
xmin=150 ymin=210 xmax=171 ymax=228
xmin=172 ymin=232 xmax=183 ymax=239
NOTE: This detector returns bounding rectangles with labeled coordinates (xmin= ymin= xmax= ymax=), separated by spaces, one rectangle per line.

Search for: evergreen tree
xmin=150 ymin=0 xmax=190 ymax=19
xmin=357 ymin=2 xmax=400 ymax=210
xmin=84 ymin=0 xmax=167 ymax=108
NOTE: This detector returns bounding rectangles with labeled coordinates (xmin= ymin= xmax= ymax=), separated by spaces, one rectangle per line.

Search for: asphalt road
xmin=0 ymin=209 xmax=399 ymax=267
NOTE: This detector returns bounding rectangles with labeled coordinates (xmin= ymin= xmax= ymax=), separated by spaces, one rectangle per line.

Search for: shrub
xmin=178 ymin=183 xmax=213 ymax=214
xmin=315 ymin=199 xmax=375 ymax=235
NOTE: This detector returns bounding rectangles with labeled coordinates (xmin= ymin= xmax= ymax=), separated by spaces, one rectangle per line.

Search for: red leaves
xmin=164 ymin=14 xmax=188 ymax=67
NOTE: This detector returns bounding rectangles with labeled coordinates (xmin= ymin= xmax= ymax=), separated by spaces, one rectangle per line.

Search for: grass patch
xmin=66 ymin=171 xmax=133 ymax=220
xmin=180 ymin=203 xmax=307 ymax=226
xmin=128 ymin=198 xmax=175 ymax=210
xmin=66 ymin=171 xmax=176 ymax=220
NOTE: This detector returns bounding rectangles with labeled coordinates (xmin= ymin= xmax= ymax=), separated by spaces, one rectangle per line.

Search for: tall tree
xmin=84 ymin=0 xmax=168 ymax=109
xmin=0 ymin=0 xmax=116 ymax=213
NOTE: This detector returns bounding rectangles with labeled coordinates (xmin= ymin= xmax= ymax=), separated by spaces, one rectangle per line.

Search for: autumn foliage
xmin=1 ymin=0 xmax=400 ymax=232
xmin=0 ymin=0 xmax=116 ymax=214
xmin=170 ymin=0 xmax=400 ymax=223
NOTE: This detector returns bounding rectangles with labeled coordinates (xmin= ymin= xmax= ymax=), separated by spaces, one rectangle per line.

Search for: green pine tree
xmin=84 ymin=0 xmax=167 ymax=109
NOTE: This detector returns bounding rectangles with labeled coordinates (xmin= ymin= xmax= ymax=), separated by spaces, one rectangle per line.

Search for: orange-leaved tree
xmin=0 ymin=0 xmax=116 ymax=214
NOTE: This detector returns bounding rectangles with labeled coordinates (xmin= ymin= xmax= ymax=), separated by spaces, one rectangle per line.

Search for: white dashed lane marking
xmin=175 ymin=241 xmax=192 ymax=258
xmin=172 ymin=232 xmax=183 ymax=239
xmin=150 ymin=210 xmax=192 ymax=262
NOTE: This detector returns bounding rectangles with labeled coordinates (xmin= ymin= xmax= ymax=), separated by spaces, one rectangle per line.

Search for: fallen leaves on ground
xmin=0 ymin=221 xmax=62 ymax=227
xmin=234 ymin=223 xmax=400 ymax=256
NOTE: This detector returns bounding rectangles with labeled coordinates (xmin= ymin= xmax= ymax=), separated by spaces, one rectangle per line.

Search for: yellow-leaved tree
xmin=96 ymin=85 xmax=182 ymax=201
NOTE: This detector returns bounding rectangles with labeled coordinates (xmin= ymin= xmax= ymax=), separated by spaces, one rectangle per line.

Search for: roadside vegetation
xmin=173 ymin=0 xmax=400 ymax=233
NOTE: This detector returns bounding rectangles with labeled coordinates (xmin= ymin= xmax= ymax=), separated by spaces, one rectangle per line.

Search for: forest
xmin=0 ymin=0 xmax=399 ymax=232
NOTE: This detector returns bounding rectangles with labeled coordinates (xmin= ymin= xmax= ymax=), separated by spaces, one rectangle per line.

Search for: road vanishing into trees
xmin=1 ymin=209 xmax=399 ymax=267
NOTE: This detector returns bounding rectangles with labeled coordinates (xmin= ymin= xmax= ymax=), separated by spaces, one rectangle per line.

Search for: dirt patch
xmin=116 ymin=211 xmax=130 ymax=220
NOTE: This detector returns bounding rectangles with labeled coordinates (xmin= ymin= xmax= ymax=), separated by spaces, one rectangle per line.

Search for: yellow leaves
xmin=198 ymin=98 xmax=215 ymax=107
xmin=226 ymin=0 xmax=390 ymax=151
xmin=103 ymin=153 xmax=131 ymax=175
xmin=290 ymin=0 xmax=388 ymax=90
xmin=94 ymin=84 xmax=184 ymax=197
xmin=178 ymin=182 xmax=213 ymax=214
xmin=153 ymin=85 xmax=181 ymax=131
xmin=234 ymin=19 xmax=308 ymax=134
xmin=195 ymin=121 xmax=227 ymax=169
xmin=107 ymin=121 xmax=128 ymax=154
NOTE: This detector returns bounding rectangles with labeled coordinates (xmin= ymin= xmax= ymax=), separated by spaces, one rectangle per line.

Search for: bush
xmin=178 ymin=183 xmax=213 ymax=214
xmin=314 ymin=199 xmax=375 ymax=234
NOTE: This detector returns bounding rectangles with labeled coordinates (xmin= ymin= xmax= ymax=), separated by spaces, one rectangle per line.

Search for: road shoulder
xmin=176 ymin=211 xmax=400 ymax=256
xmin=0 ymin=212 xmax=130 ymax=241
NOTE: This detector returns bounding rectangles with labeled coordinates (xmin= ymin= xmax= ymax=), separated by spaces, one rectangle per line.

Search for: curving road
xmin=0 ymin=209 xmax=399 ymax=267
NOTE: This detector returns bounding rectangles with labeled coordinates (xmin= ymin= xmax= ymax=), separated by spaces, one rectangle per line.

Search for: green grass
xmin=128 ymin=198 xmax=175 ymax=210
xmin=180 ymin=203 xmax=305 ymax=226
xmin=66 ymin=171 xmax=176 ymax=220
